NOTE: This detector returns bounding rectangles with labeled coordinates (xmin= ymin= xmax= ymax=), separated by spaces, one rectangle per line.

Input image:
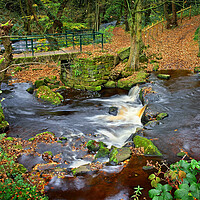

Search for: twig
xmin=0 ymin=62 xmax=46 ymax=73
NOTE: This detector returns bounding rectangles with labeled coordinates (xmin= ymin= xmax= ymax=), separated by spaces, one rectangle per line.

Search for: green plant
xmin=131 ymin=185 xmax=143 ymax=200
xmin=148 ymin=159 xmax=200 ymax=200
xmin=99 ymin=26 xmax=114 ymax=43
xmin=0 ymin=146 xmax=48 ymax=199
xmin=71 ymin=62 xmax=82 ymax=77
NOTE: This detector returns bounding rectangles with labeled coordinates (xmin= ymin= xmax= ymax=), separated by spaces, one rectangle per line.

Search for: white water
xmin=87 ymin=85 xmax=143 ymax=147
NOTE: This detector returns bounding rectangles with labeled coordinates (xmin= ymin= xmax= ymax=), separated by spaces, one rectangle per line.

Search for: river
xmin=1 ymin=70 xmax=200 ymax=199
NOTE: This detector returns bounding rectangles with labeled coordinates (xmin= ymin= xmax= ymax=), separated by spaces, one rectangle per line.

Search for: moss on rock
xmin=95 ymin=144 xmax=110 ymax=159
xmin=109 ymin=147 xmax=131 ymax=165
xmin=157 ymin=74 xmax=171 ymax=80
xmin=156 ymin=113 xmax=168 ymax=120
xmin=104 ymin=81 xmax=116 ymax=88
xmin=36 ymin=86 xmax=63 ymax=105
xmin=133 ymin=135 xmax=162 ymax=156
xmin=117 ymin=71 xmax=149 ymax=90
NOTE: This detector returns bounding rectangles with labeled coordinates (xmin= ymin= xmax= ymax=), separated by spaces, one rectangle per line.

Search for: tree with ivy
xmin=0 ymin=20 xmax=13 ymax=82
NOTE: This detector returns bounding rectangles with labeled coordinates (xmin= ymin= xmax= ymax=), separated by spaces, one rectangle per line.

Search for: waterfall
xmin=87 ymin=85 xmax=144 ymax=147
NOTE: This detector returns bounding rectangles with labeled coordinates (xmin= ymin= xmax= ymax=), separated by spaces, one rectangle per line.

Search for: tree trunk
xmin=127 ymin=0 xmax=143 ymax=70
xmin=164 ymin=2 xmax=171 ymax=29
xmin=124 ymin=0 xmax=130 ymax=32
xmin=0 ymin=21 xmax=13 ymax=82
xmin=164 ymin=2 xmax=178 ymax=29
xmin=171 ymin=2 xmax=178 ymax=27
xmin=95 ymin=0 xmax=100 ymax=31
xmin=198 ymin=27 xmax=200 ymax=57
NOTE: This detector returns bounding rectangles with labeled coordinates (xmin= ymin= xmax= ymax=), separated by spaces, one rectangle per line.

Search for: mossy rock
xmin=118 ymin=47 xmax=130 ymax=61
xmin=86 ymin=140 xmax=106 ymax=152
xmin=133 ymin=135 xmax=162 ymax=156
xmin=85 ymin=85 xmax=101 ymax=91
xmin=72 ymin=164 xmax=92 ymax=176
xmin=104 ymin=81 xmax=116 ymax=88
xmin=156 ymin=113 xmax=168 ymax=120
xmin=117 ymin=71 xmax=149 ymax=90
xmin=157 ymin=74 xmax=171 ymax=80
xmin=35 ymin=131 xmax=55 ymax=137
xmin=5 ymin=137 xmax=14 ymax=141
xmin=109 ymin=147 xmax=131 ymax=165
xmin=74 ymin=85 xmax=86 ymax=90
xmin=95 ymin=145 xmax=110 ymax=159
xmin=88 ymin=80 xmax=107 ymax=87
xmin=34 ymin=80 xmax=47 ymax=89
xmin=26 ymin=87 xmax=34 ymax=94
xmin=36 ymin=86 xmax=63 ymax=105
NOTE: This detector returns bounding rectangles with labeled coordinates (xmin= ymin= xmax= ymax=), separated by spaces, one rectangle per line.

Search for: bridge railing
xmin=0 ymin=30 xmax=104 ymax=56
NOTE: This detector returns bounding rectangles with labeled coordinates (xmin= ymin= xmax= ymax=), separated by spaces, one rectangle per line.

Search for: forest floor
xmin=10 ymin=14 xmax=200 ymax=84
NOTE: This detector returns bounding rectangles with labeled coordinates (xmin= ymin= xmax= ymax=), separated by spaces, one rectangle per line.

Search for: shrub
xmin=148 ymin=159 xmax=200 ymax=200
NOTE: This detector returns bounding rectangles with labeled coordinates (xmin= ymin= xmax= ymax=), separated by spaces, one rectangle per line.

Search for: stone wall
xmin=60 ymin=54 xmax=116 ymax=91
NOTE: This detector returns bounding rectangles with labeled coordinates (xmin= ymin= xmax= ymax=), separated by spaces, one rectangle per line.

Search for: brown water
xmin=1 ymin=70 xmax=200 ymax=199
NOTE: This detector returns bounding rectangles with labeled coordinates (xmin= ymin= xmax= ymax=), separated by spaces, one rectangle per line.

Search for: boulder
xmin=133 ymin=136 xmax=162 ymax=156
xmin=86 ymin=140 xmax=107 ymax=152
xmin=118 ymin=47 xmax=130 ymax=61
xmin=144 ymin=120 xmax=160 ymax=130
xmin=157 ymin=74 xmax=171 ymax=80
xmin=36 ymin=86 xmax=63 ymax=105
xmin=139 ymin=87 xmax=160 ymax=105
xmin=95 ymin=145 xmax=110 ymax=159
xmin=108 ymin=107 xmax=118 ymax=116
xmin=117 ymin=71 xmax=149 ymax=90
xmin=72 ymin=164 xmax=93 ymax=176
xmin=109 ymin=147 xmax=131 ymax=165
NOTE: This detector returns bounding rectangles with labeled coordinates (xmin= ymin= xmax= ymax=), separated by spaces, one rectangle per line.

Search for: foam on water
xmin=87 ymin=85 xmax=143 ymax=147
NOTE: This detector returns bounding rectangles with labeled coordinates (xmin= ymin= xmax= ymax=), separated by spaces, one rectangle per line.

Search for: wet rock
xmin=108 ymin=106 xmax=118 ymax=116
xmin=141 ymin=108 xmax=158 ymax=125
xmin=18 ymin=154 xmax=47 ymax=171
xmin=76 ymin=150 xmax=89 ymax=159
xmin=72 ymin=164 xmax=93 ymax=176
xmin=139 ymin=87 xmax=160 ymax=105
xmin=133 ymin=136 xmax=162 ymax=156
xmin=86 ymin=140 xmax=107 ymax=152
xmin=95 ymin=145 xmax=110 ymax=159
xmin=144 ymin=121 xmax=160 ymax=130
xmin=109 ymin=147 xmax=131 ymax=165
xmin=157 ymin=74 xmax=171 ymax=80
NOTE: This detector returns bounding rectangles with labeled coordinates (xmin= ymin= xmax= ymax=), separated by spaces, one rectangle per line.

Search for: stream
xmin=1 ymin=70 xmax=200 ymax=199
